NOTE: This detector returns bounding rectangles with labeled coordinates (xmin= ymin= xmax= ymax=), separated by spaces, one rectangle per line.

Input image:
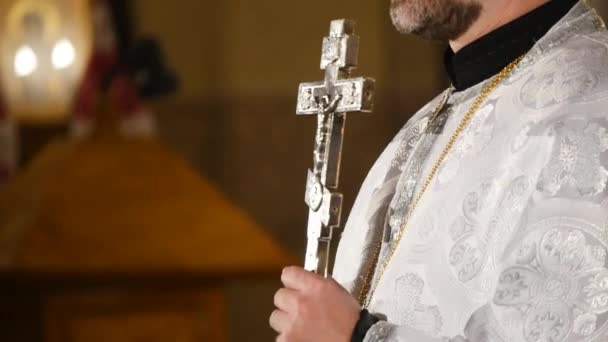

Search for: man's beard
xmin=390 ymin=0 xmax=482 ymax=41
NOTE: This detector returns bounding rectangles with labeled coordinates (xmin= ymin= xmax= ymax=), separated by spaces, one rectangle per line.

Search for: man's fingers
xmin=281 ymin=266 xmax=322 ymax=291
xmin=269 ymin=309 xmax=290 ymax=333
xmin=274 ymin=288 xmax=299 ymax=312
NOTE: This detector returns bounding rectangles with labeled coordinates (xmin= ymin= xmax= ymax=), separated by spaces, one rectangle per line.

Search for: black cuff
xmin=351 ymin=309 xmax=381 ymax=342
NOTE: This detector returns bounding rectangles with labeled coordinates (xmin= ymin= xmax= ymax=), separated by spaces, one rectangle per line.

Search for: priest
xmin=271 ymin=0 xmax=608 ymax=341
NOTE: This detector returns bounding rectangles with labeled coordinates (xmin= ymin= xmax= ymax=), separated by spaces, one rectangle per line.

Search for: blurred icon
xmin=1 ymin=0 xmax=90 ymax=122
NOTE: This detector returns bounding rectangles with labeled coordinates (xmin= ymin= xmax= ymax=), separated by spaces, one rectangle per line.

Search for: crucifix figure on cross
xmin=296 ymin=19 xmax=375 ymax=277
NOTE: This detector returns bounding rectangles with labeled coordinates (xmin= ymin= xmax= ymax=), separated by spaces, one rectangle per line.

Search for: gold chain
xmin=358 ymin=55 xmax=525 ymax=308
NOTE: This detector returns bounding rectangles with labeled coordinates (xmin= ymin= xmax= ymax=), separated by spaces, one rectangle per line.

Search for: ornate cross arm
xmin=296 ymin=19 xmax=375 ymax=277
xmin=297 ymin=78 xmax=375 ymax=115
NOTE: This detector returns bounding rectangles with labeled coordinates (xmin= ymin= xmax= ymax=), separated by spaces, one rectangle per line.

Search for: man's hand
xmin=270 ymin=266 xmax=361 ymax=342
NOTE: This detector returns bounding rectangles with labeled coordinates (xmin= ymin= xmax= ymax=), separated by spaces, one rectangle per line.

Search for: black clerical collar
xmin=445 ymin=0 xmax=578 ymax=91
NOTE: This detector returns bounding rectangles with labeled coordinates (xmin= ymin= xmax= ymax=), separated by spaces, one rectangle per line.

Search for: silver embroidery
xmin=510 ymin=122 xmax=535 ymax=153
xmin=495 ymin=221 xmax=608 ymax=341
xmin=438 ymin=101 xmax=496 ymax=185
xmin=391 ymin=118 xmax=429 ymax=170
xmin=387 ymin=141 xmax=431 ymax=235
xmin=514 ymin=4 xmax=603 ymax=82
xmin=538 ymin=120 xmax=608 ymax=197
xmin=520 ymin=44 xmax=608 ymax=109
xmin=363 ymin=321 xmax=397 ymax=342
xmin=449 ymin=176 xmax=531 ymax=283
xmin=390 ymin=273 xmax=443 ymax=336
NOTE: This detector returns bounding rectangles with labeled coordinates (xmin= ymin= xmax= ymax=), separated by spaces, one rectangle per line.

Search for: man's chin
xmin=390 ymin=6 xmax=418 ymax=35
xmin=390 ymin=16 xmax=445 ymax=41
xmin=390 ymin=4 xmax=440 ymax=39
xmin=389 ymin=0 xmax=482 ymax=42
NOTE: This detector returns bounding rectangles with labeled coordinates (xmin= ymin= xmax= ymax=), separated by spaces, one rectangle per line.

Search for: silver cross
xmin=296 ymin=19 xmax=375 ymax=276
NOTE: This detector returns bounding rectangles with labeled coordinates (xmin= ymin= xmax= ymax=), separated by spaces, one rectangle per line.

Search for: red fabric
xmin=0 ymin=92 xmax=7 ymax=120
xmin=0 ymin=168 xmax=10 ymax=186
xmin=109 ymin=74 xmax=142 ymax=117
xmin=73 ymin=51 xmax=115 ymax=119
xmin=0 ymin=94 xmax=13 ymax=185
xmin=72 ymin=51 xmax=142 ymax=120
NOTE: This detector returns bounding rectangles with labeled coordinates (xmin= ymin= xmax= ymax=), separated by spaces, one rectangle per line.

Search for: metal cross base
xmin=296 ymin=19 xmax=375 ymax=277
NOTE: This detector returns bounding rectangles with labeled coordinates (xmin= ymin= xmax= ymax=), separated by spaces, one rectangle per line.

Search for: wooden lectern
xmin=0 ymin=130 xmax=293 ymax=342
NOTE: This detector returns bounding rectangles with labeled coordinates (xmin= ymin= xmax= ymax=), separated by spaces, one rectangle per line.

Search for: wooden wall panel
xmin=45 ymin=289 xmax=226 ymax=342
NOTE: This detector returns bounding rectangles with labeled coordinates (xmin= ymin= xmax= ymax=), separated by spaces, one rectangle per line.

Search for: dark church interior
xmin=1 ymin=0 xmax=607 ymax=341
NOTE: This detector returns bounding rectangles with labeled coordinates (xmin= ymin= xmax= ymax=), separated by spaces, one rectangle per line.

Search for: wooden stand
xmin=0 ymin=132 xmax=294 ymax=341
